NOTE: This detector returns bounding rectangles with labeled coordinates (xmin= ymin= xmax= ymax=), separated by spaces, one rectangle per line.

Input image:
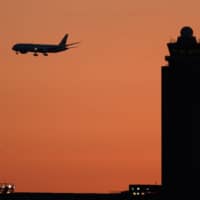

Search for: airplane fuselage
xmin=12 ymin=43 xmax=67 ymax=54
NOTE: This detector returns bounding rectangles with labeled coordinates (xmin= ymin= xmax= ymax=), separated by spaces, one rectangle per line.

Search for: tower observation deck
xmin=165 ymin=26 xmax=200 ymax=65
xmin=162 ymin=26 xmax=200 ymax=199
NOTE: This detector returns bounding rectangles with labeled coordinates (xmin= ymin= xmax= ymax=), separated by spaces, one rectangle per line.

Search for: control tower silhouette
xmin=162 ymin=26 xmax=200 ymax=198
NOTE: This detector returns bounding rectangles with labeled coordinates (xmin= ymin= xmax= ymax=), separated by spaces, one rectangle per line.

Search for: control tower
xmin=162 ymin=26 xmax=200 ymax=198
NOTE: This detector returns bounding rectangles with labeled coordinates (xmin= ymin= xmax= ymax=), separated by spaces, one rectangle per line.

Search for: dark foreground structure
xmin=162 ymin=26 xmax=200 ymax=199
xmin=0 ymin=192 xmax=129 ymax=200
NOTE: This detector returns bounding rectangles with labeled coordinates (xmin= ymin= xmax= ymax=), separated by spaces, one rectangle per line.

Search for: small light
xmin=137 ymin=192 xmax=140 ymax=195
xmin=137 ymin=187 xmax=140 ymax=190
xmin=133 ymin=192 xmax=136 ymax=196
xmin=141 ymin=192 xmax=145 ymax=195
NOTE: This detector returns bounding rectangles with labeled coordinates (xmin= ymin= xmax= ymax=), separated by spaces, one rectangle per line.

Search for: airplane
xmin=12 ymin=34 xmax=80 ymax=56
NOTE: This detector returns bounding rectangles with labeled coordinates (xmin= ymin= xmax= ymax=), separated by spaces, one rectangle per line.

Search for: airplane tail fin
xmin=59 ymin=34 xmax=68 ymax=46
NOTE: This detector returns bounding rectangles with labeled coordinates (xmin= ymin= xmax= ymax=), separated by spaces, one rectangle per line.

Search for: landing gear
xmin=43 ymin=53 xmax=48 ymax=56
xmin=33 ymin=48 xmax=38 ymax=56
xmin=16 ymin=51 xmax=19 ymax=55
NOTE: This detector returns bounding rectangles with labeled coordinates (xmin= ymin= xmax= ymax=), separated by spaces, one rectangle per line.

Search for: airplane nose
xmin=12 ymin=45 xmax=16 ymax=50
xmin=12 ymin=44 xmax=17 ymax=51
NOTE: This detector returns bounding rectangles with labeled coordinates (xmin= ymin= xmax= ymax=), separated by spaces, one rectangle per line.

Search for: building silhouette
xmin=162 ymin=26 xmax=200 ymax=198
xmin=128 ymin=184 xmax=161 ymax=199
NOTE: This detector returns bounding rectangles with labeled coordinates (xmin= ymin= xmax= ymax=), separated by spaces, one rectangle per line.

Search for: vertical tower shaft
xmin=162 ymin=27 xmax=200 ymax=198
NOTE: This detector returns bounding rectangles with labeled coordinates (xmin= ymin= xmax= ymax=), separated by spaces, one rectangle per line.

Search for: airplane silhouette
xmin=12 ymin=34 xmax=80 ymax=56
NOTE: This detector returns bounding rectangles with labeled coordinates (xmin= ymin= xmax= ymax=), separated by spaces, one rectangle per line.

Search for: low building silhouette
xmin=0 ymin=183 xmax=15 ymax=194
xmin=128 ymin=184 xmax=161 ymax=199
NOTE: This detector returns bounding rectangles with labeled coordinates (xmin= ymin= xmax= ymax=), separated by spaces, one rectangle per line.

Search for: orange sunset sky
xmin=0 ymin=0 xmax=200 ymax=193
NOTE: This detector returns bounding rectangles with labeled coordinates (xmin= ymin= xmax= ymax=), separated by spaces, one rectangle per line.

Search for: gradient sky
xmin=0 ymin=0 xmax=200 ymax=193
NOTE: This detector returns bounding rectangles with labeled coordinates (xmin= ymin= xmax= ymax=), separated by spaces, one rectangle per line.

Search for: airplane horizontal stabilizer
xmin=66 ymin=42 xmax=80 ymax=47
